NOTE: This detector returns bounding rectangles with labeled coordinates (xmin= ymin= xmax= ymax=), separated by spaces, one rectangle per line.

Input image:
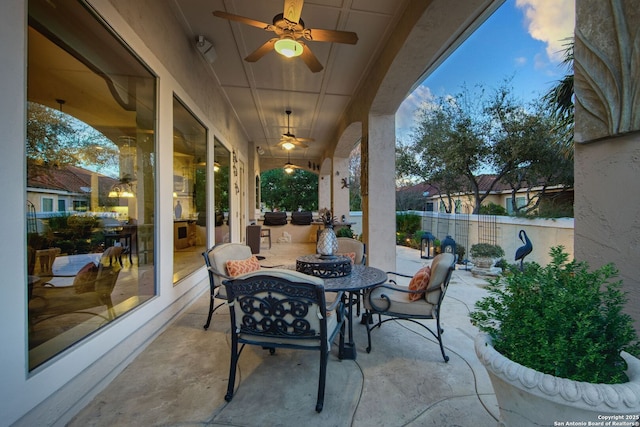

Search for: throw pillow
xmin=73 ymin=261 xmax=99 ymax=294
xmin=226 ymin=255 xmax=261 ymax=277
xmin=408 ymin=266 xmax=431 ymax=302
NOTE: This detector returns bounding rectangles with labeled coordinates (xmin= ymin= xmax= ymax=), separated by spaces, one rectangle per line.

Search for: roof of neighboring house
xmin=27 ymin=163 xmax=118 ymax=195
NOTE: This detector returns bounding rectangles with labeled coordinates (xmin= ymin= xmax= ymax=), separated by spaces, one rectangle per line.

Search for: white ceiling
xmin=172 ymin=0 xmax=410 ymax=168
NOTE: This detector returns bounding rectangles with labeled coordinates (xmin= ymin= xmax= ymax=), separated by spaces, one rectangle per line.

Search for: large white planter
xmin=475 ymin=333 xmax=640 ymax=427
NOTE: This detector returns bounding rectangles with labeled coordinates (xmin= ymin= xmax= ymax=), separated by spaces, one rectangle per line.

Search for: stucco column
xmin=363 ymin=114 xmax=396 ymax=271
xmin=574 ymin=0 xmax=640 ymax=331
xmin=332 ymin=156 xmax=350 ymax=222
xmin=318 ymin=169 xmax=331 ymax=212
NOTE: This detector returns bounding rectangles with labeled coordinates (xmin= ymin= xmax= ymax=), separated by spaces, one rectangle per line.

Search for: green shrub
xmin=479 ymin=202 xmax=507 ymax=216
xmin=470 ymin=246 xmax=640 ymax=384
xmin=396 ymin=213 xmax=421 ymax=235
xmin=469 ymin=243 xmax=504 ymax=258
xmin=336 ymin=227 xmax=354 ymax=238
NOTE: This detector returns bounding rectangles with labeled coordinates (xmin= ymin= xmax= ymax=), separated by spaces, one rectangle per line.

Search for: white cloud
xmin=514 ymin=56 xmax=527 ymax=66
xmin=515 ymin=0 xmax=575 ymax=62
xmin=395 ymin=85 xmax=434 ymax=139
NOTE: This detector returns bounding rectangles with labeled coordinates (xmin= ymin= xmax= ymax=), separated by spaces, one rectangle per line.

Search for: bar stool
xmin=260 ymin=228 xmax=271 ymax=249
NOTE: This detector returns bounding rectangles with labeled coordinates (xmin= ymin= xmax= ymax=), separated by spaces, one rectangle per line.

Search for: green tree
xmin=261 ymin=168 xmax=318 ymax=211
xmin=400 ymin=85 xmax=491 ymax=213
xmin=543 ymin=39 xmax=574 ymax=156
xmin=399 ymin=82 xmax=573 ymax=214
xmin=487 ymin=90 xmax=573 ymax=215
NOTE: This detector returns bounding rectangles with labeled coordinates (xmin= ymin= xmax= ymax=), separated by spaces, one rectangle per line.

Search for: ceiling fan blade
xmin=213 ymin=11 xmax=272 ymax=30
xmin=245 ymin=38 xmax=277 ymax=62
xmin=295 ymin=137 xmax=314 ymax=142
xmin=283 ymin=0 xmax=304 ymax=24
xmin=299 ymin=43 xmax=323 ymax=73
xmin=305 ymin=28 xmax=358 ymax=44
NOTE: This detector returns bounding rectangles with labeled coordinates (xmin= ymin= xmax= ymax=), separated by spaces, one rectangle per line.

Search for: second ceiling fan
xmin=277 ymin=109 xmax=313 ymax=150
xmin=213 ymin=0 xmax=358 ymax=72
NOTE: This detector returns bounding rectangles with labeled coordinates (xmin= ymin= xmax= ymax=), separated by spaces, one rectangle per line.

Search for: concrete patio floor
xmin=69 ymin=243 xmax=500 ymax=427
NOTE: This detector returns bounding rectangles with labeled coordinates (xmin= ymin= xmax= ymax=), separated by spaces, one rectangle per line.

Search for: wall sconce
xmin=196 ymin=35 xmax=217 ymax=63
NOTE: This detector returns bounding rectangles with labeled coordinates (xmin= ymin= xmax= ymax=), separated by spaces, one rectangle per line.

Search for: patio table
xmin=296 ymin=260 xmax=386 ymax=360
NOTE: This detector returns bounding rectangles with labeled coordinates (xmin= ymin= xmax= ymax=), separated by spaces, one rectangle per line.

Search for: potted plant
xmin=470 ymin=246 xmax=640 ymax=426
xmin=469 ymin=243 xmax=504 ymax=268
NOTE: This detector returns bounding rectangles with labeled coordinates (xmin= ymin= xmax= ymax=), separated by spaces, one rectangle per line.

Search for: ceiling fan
xmin=283 ymin=150 xmax=301 ymax=174
xmin=277 ymin=109 xmax=313 ymax=150
xmin=213 ymin=0 xmax=358 ymax=72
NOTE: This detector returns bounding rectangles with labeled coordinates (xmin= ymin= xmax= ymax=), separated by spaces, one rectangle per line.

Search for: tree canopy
xmin=260 ymin=168 xmax=318 ymax=211
xmin=397 ymin=81 xmax=573 ymax=214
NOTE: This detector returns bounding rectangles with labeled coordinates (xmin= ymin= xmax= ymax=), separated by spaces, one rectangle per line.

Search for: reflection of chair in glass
xmin=201 ymin=243 xmax=253 ymax=330
xmin=363 ymin=253 xmax=455 ymax=362
xmin=29 ymin=248 xmax=122 ymax=324
xmin=136 ymin=224 xmax=154 ymax=265
xmin=34 ymin=247 xmax=61 ymax=276
xmin=222 ymin=269 xmax=345 ymax=412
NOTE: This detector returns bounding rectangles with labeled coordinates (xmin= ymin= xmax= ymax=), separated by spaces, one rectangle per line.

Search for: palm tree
xmin=543 ymin=39 xmax=574 ymax=156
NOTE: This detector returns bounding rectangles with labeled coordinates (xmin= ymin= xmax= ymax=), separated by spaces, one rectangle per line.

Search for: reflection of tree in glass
xmin=26 ymin=102 xmax=119 ymax=173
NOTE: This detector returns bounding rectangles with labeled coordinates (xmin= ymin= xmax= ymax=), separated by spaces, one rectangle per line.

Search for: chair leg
xmin=365 ymin=310 xmax=373 ymax=353
xmin=436 ymin=315 xmax=449 ymax=362
xmin=316 ymin=349 xmax=328 ymax=412
xmin=203 ymin=296 xmax=224 ymax=330
xmin=203 ymin=295 xmax=215 ymax=330
xmin=225 ymin=337 xmax=239 ymax=402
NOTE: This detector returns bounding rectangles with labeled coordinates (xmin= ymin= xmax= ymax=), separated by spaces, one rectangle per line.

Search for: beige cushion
xmin=208 ymin=243 xmax=253 ymax=287
xmin=365 ymin=285 xmax=435 ymax=316
xmin=337 ymin=238 xmax=365 ymax=265
xmin=425 ymin=253 xmax=454 ymax=304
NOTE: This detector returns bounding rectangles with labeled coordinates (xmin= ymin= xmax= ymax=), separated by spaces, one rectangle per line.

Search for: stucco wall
xmin=575 ymin=133 xmax=640 ymax=333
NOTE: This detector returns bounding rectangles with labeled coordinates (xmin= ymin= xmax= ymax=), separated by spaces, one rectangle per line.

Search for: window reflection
xmin=214 ymin=139 xmax=231 ymax=244
xmin=26 ymin=1 xmax=156 ymax=370
xmin=173 ymin=97 xmax=208 ymax=283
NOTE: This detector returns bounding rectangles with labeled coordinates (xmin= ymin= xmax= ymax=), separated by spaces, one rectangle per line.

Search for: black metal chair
xmin=201 ymin=243 xmax=253 ymax=330
xmin=363 ymin=253 xmax=456 ymax=362
xmin=222 ymin=269 xmax=345 ymax=412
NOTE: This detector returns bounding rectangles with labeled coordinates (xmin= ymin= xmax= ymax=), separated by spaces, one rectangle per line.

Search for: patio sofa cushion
xmin=263 ymin=211 xmax=287 ymax=226
xmin=408 ymin=266 xmax=431 ymax=301
xmin=226 ymin=255 xmax=261 ymax=277
xmin=291 ymin=211 xmax=313 ymax=225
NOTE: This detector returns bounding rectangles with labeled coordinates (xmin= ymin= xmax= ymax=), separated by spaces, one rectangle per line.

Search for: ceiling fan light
xmin=284 ymin=163 xmax=295 ymax=174
xmin=281 ymin=141 xmax=296 ymax=150
xmin=275 ymin=38 xmax=302 ymax=58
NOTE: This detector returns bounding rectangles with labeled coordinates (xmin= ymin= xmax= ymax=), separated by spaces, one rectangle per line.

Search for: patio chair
xmin=363 ymin=252 xmax=456 ymax=362
xmin=201 ymin=243 xmax=257 ymax=330
xmin=336 ymin=237 xmax=366 ymax=265
xmin=222 ymin=269 xmax=345 ymax=412
xmin=29 ymin=247 xmax=121 ymax=324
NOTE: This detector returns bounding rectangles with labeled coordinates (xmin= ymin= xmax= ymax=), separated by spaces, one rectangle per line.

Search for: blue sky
xmin=396 ymin=0 xmax=575 ymax=140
